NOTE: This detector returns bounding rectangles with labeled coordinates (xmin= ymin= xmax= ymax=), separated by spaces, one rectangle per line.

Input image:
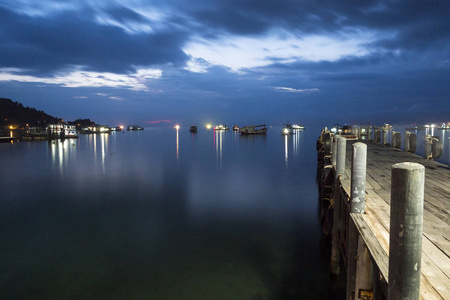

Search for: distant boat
xmin=281 ymin=124 xmax=293 ymax=135
xmin=232 ymin=125 xmax=239 ymax=132
xmin=213 ymin=125 xmax=229 ymax=131
xmin=239 ymin=124 xmax=268 ymax=135
xmin=189 ymin=125 xmax=198 ymax=133
xmin=291 ymin=124 xmax=305 ymax=130
xmin=0 ymin=137 xmax=15 ymax=143
xmin=65 ymin=129 xmax=78 ymax=138
xmin=127 ymin=125 xmax=144 ymax=131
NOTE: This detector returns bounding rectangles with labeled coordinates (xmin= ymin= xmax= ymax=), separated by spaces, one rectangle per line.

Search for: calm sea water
xmin=0 ymin=127 xmax=345 ymax=300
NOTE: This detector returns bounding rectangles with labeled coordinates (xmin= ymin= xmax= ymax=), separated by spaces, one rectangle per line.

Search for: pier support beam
xmin=331 ymin=137 xmax=347 ymax=275
xmin=355 ymin=237 xmax=373 ymax=300
xmin=388 ymin=162 xmax=425 ymax=300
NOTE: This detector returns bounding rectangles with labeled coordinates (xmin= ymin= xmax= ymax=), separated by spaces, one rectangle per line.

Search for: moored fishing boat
xmin=127 ymin=125 xmax=144 ymax=131
xmin=213 ymin=124 xmax=229 ymax=131
xmin=291 ymin=124 xmax=305 ymax=130
xmin=281 ymin=124 xmax=293 ymax=135
xmin=239 ymin=124 xmax=268 ymax=135
xmin=189 ymin=125 xmax=198 ymax=133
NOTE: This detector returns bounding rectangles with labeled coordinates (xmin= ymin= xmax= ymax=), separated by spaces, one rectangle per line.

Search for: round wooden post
xmin=425 ymin=134 xmax=432 ymax=159
xmin=388 ymin=162 xmax=425 ymax=300
xmin=336 ymin=136 xmax=347 ymax=180
xmin=332 ymin=135 xmax=338 ymax=166
xmin=394 ymin=132 xmax=401 ymax=149
xmin=391 ymin=131 xmax=396 ymax=147
xmin=347 ymin=142 xmax=368 ymax=299
xmin=405 ymin=132 xmax=411 ymax=152
xmin=382 ymin=129 xmax=388 ymax=145
xmin=350 ymin=142 xmax=367 ymax=213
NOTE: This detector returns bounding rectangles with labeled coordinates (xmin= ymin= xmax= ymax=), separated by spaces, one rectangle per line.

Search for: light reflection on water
xmin=0 ymin=127 xmax=345 ymax=300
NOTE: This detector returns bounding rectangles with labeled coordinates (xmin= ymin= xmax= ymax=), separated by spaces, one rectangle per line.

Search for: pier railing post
xmin=331 ymin=136 xmax=347 ymax=275
xmin=374 ymin=130 xmax=381 ymax=143
xmin=405 ymin=132 xmax=411 ymax=152
xmin=382 ymin=129 xmax=388 ymax=146
xmin=394 ymin=132 xmax=401 ymax=149
xmin=425 ymin=135 xmax=432 ymax=159
xmin=332 ymin=135 xmax=338 ymax=166
xmin=347 ymin=142 xmax=367 ymax=299
xmin=336 ymin=137 xmax=347 ymax=180
xmin=350 ymin=143 xmax=367 ymax=214
xmin=388 ymin=162 xmax=425 ymax=300
xmin=391 ymin=131 xmax=396 ymax=148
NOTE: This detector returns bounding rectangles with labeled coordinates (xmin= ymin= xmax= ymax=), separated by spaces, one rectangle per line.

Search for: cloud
xmin=183 ymin=28 xmax=373 ymax=71
xmin=0 ymin=0 xmax=449 ymax=126
xmin=0 ymin=67 xmax=162 ymax=91
xmin=0 ymin=5 xmax=188 ymax=75
xmin=272 ymin=87 xmax=319 ymax=93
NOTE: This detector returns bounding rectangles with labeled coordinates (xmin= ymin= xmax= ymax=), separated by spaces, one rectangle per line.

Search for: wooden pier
xmin=317 ymin=131 xmax=450 ymax=300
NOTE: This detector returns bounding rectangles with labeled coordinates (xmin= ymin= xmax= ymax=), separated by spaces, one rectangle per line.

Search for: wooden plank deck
xmin=341 ymin=141 xmax=450 ymax=300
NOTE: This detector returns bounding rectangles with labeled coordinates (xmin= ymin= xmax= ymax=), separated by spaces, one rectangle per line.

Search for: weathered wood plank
xmin=343 ymin=140 xmax=450 ymax=300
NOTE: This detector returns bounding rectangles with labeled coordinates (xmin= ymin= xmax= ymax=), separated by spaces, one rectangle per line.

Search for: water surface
xmin=0 ymin=127 xmax=345 ymax=299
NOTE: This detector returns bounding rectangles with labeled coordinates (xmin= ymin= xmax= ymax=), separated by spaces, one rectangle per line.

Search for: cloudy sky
xmin=1 ymin=0 xmax=449 ymax=127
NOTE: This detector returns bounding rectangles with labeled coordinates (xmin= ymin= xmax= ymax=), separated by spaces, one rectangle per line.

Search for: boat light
xmin=206 ymin=124 xmax=212 ymax=129
xmin=174 ymin=125 xmax=180 ymax=130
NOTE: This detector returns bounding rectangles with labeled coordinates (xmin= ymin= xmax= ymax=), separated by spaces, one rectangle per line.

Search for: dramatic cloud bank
xmin=0 ymin=0 xmax=449 ymax=125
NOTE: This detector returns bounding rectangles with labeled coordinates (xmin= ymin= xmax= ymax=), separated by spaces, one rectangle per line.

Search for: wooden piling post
xmin=331 ymin=136 xmax=347 ymax=275
xmin=388 ymin=162 xmax=425 ymax=300
xmin=405 ymin=132 xmax=411 ymax=152
xmin=394 ymin=132 xmax=401 ymax=149
xmin=347 ymin=142 xmax=367 ymax=299
xmin=350 ymin=142 xmax=367 ymax=214
xmin=382 ymin=129 xmax=388 ymax=145
xmin=335 ymin=137 xmax=347 ymax=180
xmin=332 ymin=135 xmax=338 ymax=166
xmin=425 ymin=135 xmax=432 ymax=159
xmin=374 ymin=130 xmax=381 ymax=143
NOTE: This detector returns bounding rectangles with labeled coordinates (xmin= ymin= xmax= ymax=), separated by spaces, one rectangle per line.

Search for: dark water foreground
xmin=0 ymin=127 xmax=345 ymax=299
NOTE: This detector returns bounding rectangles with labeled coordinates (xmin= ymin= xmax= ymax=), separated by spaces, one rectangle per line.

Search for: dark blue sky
xmin=1 ymin=0 xmax=449 ymax=127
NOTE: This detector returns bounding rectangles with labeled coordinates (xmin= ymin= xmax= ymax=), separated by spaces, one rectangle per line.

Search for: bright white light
xmin=174 ymin=125 xmax=180 ymax=130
